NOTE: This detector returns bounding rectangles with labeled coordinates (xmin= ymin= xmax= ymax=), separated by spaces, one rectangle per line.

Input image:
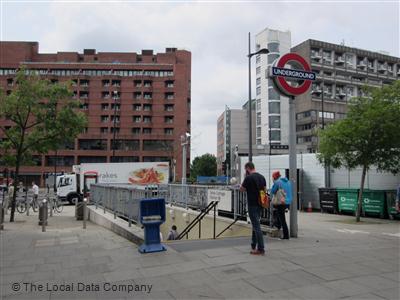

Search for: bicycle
xmin=50 ymin=196 xmax=64 ymax=213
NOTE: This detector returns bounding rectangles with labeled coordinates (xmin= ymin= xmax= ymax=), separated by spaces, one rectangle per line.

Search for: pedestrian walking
xmin=167 ymin=225 xmax=179 ymax=240
xmin=270 ymin=171 xmax=292 ymax=240
xmin=396 ymin=184 xmax=400 ymax=212
xmin=240 ymin=162 xmax=266 ymax=255
xmin=32 ymin=181 xmax=39 ymax=207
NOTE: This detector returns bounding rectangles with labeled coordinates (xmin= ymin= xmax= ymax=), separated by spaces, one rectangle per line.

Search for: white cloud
xmin=1 ymin=1 xmax=398 ymax=160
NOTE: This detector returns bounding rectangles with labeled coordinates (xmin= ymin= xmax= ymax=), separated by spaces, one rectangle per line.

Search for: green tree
xmin=317 ymin=81 xmax=400 ymax=222
xmin=190 ymin=153 xmax=217 ymax=181
xmin=0 ymin=69 xmax=87 ymax=222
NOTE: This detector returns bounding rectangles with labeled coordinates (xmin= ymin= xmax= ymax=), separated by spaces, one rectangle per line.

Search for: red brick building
xmin=0 ymin=41 xmax=191 ymax=186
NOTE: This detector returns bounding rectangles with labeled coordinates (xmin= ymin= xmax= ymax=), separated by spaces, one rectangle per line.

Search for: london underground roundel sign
xmin=270 ymin=53 xmax=316 ymax=97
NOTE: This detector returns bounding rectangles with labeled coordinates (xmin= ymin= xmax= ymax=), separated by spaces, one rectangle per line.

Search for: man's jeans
xmin=248 ymin=206 xmax=264 ymax=251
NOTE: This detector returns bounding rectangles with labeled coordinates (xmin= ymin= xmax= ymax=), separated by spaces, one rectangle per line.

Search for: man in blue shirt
xmin=270 ymin=171 xmax=292 ymax=240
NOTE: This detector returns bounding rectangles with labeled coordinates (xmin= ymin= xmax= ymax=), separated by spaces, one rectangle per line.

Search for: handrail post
xmin=199 ymin=220 xmax=201 ymax=239
xmin=213 ymin=201 xmax=216 ymax=239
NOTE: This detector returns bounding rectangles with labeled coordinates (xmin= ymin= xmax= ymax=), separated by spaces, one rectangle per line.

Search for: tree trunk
xmin=356 ymin=165 xmax=367 ymax=222
xmin=9 ymin=162 xmax=20 ymax=222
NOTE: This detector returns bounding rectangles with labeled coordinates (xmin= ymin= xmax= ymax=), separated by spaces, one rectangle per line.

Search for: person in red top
xmin=240 ymin=162 xmax=266 ymax=255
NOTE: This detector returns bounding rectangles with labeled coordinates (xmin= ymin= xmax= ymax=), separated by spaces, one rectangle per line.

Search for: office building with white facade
xmin=255 ymin=28 xmax=291 ymax=149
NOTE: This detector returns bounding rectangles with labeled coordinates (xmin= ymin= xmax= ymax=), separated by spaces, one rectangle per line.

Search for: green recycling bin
xmin=362 ymin=190 xmax=386 ymax=218
xmin=386 ymin=190 xmax=399 ymax=220
xmin=337 ymin=188 xmax=359 ymax=215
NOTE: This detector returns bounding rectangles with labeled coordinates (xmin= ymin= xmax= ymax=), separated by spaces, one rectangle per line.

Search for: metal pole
xmin=182 ymin=142 xmax=187 ymax=185
xmin=289 ymin=96 xmax=298 ymax=238
xmin=248 ymin=32 xmax=253 ymax=162
xmin=83 ymin=198 xmax=87 ymax=229
xmin=213 ymin=202 xmax=216 ymax=239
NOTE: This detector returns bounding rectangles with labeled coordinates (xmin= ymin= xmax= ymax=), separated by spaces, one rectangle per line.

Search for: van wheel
xmin=67 ymin=194 xmax=80 ymax=205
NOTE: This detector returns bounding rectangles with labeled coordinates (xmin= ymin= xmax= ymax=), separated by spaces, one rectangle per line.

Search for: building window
xmin=45 ymin=156 xmax=74 ymax=167
xmin=79 ymin=91 xmax=89 ymax=99
xmin=132 ymin=127 xmax=141 ymax=134
xmin=165 ymin=93 xmax=174 ymax=100
xmin=78 ymin=139 xmax=107 ymax=150
xmin=101 ymin=116 xmax=109 ymax=123
xmin=110 ymin=127 xmax=120 ymax=133
xmin=111 ymin=104 xmax=120 ymax=111
xmin=319 ymin=111 xmax=335 ymax=119
xmin=111 ymin=115 xmax=120 ymax=123
xmin=143 ymin=140 xmax=174 ymax=151
xmin=113 ymin=140 xmax=140 ymax=151
xmin=336 ymin=113 xmax=346 ymax=120
xmin=80 ymin=79 xmax=89 ymax=87
xmin=102 ymin=80 xmax=110 ymax=87
xmin=112 ymin=80 xmax=121 ymax=87
xmin=134 ymin=92 xmax=141 ymax=99
xmin=133 ymin=116 xmax=141 ymax=123
xmin=255 ymin=55 xmax=261 ymax=64
xmin=256 ymin=127 xmax=261 ymax=137
xmin=267 ymin=42 xmax=279 ymax=53
xmin=256 ymin=86 xmax=261 ymax=95
xmin=144 ymin=92 xmax=152 ymax=100
xmin=256 ymin=77 xmax=261 ymax=86
xmin=164 ymin=116 xmax=174 ymax=124
xmin=100 ymin=127 xmax=108 ymax=134
xmin=256 ymin=112 xmax=261 ymax=126
xmin=143 ymin=116 xmax=152 ymax=123
xmin=269 ymin=130 xmax=281 ymax=141
xmin=143 ymin=104 xmax=152 ymax=111
xmin=256 ymin=66 xmax=261 ymax=75
xmin=268 ymin=88 xmax=280 ymax=100
xmin=269 ymin=116 xmax=280 ymax=128
xmin=256 ymin=99 xmax=261 ymax=111
xmin=164 ymin=104 xmax=174 ymax=111
xmin=101 ymin=103 xmax=109 ymax=110
xmin=110 ymin=156 xmax=140 ymax=163
xmin=143 ymin=128 xmax=152 ymax=134
xmin=78 ymin=156 xmax=107 ymax=164
xmin=164 ymin=128 xmax=174 ymax=135
xmin=165 ymin=80 xmax=174 ymax=88
xmin=268 ymin=102 xmax=280 ymax=114
xmin=268 ymin=53 xmax=280 ymax=64
xmin=102 ymin=92 xmax=110 ymax=99
xmin=134 ymin=80 xmax=142 ymax=87
xmin=80 ymin=103 xmax=89 ymax=110
xmin=133 ymin=104 xmax=141 ymax=111
xmin=143 ymin=80 xmax=152 ymax=87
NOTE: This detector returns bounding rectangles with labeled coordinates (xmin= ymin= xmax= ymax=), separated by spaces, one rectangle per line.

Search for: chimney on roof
xmin=142 ymin=50 xmax=154 ymax=55
xmin=83 ymin=49 xmax=96 ymax=55
xmin=166 ymin=48 xmax=177 ymax=53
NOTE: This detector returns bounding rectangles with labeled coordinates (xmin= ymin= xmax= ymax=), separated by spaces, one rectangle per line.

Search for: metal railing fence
xmin=90 ymin=183 xmax=274 ymax=228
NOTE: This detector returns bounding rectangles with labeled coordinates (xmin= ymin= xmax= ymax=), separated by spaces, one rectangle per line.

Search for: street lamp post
xmin=181 ymin=133 xmax=190 ymax=184
xmin=247 ymin=32 xmax=269 ymax=162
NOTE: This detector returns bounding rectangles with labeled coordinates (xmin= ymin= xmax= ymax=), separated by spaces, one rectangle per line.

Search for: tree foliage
xmin=190 ymin=153 xmax=217 ymax=180
xmin=317 ymin=81 xmax=400 ymax=221
xmin=0 ymin=69 xmax=88 ymax=221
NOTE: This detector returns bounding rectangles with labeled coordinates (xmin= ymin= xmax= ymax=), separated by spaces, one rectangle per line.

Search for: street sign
xmin=270 ymin=144 xmax=289 ymax=150
xmin=270 ymin=53 xmax=316 ymax=97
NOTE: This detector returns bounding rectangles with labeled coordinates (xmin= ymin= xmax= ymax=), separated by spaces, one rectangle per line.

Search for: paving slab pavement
xmin=1 ymin=205 xmax=399 ymax=299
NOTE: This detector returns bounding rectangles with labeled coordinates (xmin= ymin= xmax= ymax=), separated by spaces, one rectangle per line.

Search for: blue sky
xmin=1 ymin=0 xmax=398 ymax=158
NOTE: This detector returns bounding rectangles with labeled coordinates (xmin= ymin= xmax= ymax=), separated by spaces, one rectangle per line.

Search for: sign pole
xmin=289 ymin=95 xmax=298 ymax=238
xmin=270 ymin=52 xmax=315 ymax=239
